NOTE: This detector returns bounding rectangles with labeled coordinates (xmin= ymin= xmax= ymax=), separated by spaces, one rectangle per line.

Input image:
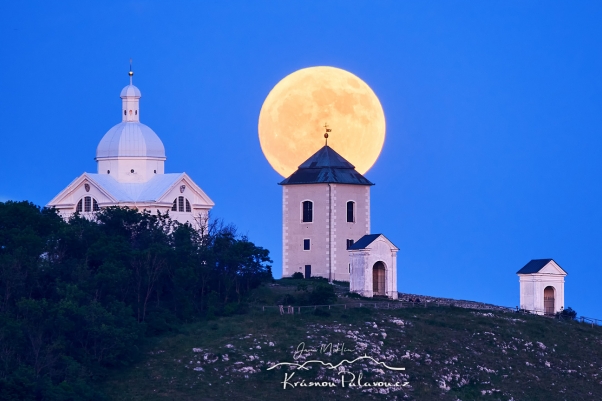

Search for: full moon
xmin=258 ymin=66 xmax=386 ymax=178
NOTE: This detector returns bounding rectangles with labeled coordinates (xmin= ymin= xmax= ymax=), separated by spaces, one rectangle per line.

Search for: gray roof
xmin=516 ymin=259 xmax=565 ymax=274
xmin=279 ymin=145 xmax=374 ymax=186
xmin=348 ymin=234 xmax=399 ymax=250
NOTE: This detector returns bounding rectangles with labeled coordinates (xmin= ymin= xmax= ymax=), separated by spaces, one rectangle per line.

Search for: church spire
xmin=129 ymin=58 xmax=133 ymax=85
xmin=120 ymin=61 xmax=141 ymax=123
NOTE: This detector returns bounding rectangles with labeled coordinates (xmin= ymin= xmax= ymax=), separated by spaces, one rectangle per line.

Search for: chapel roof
xmin=348 ymin=234 xmax=399 ymax=250
xmin=516 ymin=259 xmax=567 ymax=275
xmin=279 ymin=145 xmax=374 ymax=186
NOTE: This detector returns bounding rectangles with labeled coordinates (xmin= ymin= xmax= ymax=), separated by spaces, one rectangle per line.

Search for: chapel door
xmin=372 ymin=262 xmax=386 ymax=296
xmin=305 ymin=265 xmax=311 ymax=279
xmin=544 ymin=286 xmax=555 ymax=315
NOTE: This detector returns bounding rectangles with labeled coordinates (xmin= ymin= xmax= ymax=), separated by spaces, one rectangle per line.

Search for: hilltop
xmin=101 ymin=280 xmax=602 ymax=401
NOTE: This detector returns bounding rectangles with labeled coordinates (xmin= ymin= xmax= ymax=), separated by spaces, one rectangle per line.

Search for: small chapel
xmin=517 ymin=259 xmax=567 ymax=315
xmin=280 ymin=130 xmax=398 ymax=299
xmin=47 ymin=69 xmax=214 ymax=225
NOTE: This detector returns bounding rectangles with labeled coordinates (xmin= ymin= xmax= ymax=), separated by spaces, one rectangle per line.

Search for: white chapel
xmin=47 ymin=69 xmax=214 ymax=225
xmin=517 ymin=259 xmax=567 ymax=315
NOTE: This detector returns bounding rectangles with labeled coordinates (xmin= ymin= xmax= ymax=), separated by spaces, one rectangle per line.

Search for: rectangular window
xmin=302 ymin=201 xmax=313 ymax=222
xmin=347 ymin=201 xmax=355 ymax=222
xmin=303 ymin=239 xmax=310 ymax=250
xmin=84 ymin=196 xmax=91 ymax=212
xmin=178 ymin=196 xmax=184 ymax=212
xmin=346 ymin=239 xmax=354 ymax=249
xmin=349 ymin=263 xmax=351 ymax=273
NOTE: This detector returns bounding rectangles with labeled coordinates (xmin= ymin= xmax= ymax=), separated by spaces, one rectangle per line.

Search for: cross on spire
xmin=324 ymin=123 xmax=332 ymax=146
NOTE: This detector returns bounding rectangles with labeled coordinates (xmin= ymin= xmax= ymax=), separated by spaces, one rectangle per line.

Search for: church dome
xmin=96 ymin=68 xmax=165 ymax=160
xmin=120 ymin=84 xmax=141 ymax=98
xmin=96 ymin=122 xmax=165 ymax=159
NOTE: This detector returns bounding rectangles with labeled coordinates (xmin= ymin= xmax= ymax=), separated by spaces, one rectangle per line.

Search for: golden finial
xmin=324 ymin=123 xmax=332 ymax=146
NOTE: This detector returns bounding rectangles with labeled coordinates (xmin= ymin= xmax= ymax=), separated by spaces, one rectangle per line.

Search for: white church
xmin=280 ymin=135 xmax=398 ymax=299
xmin=47 ymin=70 xmax=214 ymax=225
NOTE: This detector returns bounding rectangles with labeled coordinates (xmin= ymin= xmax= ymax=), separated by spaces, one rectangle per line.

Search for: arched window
xmin=302 ymin=201 xmax=313 ymax=222
xmin=76 ymin=196 xmax=100 ymax=213
xmin=347 ymin=201 xmax=355 ymax=223
xmin=171 ymin=196 xmax=192 ymax=213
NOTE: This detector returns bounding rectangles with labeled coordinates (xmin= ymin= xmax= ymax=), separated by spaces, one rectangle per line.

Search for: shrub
xmin=276 ymin=294 xmax=297 ymax=305
xmin=557 ymin=307 xmax=577 ymax=320
xmin=308 ymin=284 xmax=337 ymax=305
xmin=291 ymin=272 xmax=304 ymax=279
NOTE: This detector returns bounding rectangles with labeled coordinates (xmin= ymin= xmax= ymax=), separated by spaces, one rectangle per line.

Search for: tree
xmin=0 ymin=201 xmax=273 ymax=400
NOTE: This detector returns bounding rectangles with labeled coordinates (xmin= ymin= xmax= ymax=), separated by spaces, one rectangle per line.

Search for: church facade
xmin=47 ymin=71 xmax=214 ymax=225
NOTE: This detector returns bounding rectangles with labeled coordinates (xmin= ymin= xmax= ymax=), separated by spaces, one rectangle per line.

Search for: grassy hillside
xmin=101 ymin=281 xmax=602 ymax=401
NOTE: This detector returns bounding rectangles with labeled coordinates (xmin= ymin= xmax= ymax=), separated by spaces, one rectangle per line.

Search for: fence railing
xmin=579 ymin=316 xmax=602 ymax=327
xmin=258 ymin=300 xmax=514 ymax=315
xmin=257 ymin=302 xmax=601 ymax=329
xmin=513 ymin=308 xmax=602 ymax=327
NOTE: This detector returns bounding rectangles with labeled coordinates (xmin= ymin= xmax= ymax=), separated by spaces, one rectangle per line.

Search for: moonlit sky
xmin=1 ymin=2 xmax=601 ymax=317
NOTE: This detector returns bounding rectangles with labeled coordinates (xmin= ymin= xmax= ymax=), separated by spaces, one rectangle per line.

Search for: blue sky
xmin=1 ymin=1 xmax=601 ymax=316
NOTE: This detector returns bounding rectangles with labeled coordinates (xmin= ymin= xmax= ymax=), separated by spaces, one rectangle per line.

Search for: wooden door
xmin=544 ymin=286 xmax=555 ymax=315
xmin=373 ymin=262 xmax=385 ymax=295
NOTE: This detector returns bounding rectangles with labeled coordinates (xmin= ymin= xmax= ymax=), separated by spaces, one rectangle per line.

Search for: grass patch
xmin=100 ymin=287 xmax=602 ymax=401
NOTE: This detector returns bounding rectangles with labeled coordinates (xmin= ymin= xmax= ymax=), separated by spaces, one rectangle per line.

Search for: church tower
xmin=280 ymin=137 xmax=373 ymax=282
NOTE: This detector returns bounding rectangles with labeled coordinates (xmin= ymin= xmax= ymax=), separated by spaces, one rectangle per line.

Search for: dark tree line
xmin=0 ymin=201 xmax=272 ymax=400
